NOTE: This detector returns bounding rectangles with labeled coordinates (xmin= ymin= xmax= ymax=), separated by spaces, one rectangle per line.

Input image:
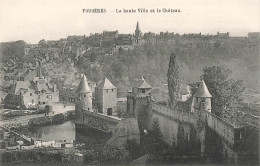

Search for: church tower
xmin=191 ymin=80 xmax=212 ymax=113
xmin=75 ymin=74 xmax=92 ymax=124
xmin=134 ymin=21 xmax=142 ymax=41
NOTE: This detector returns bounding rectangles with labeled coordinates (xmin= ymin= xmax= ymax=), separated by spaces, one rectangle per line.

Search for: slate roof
xmin=20 ymin=70 xmax=37 ymax=81
xmin=36 ymin=80 xmax=48 ymax=91
xmin=131 ymin=77 xmax=152 ymax=89
xmin=0 ymin=90 xmax=8 ymax=99
xmin=76 ymin=75 xmax=92 ymax=93
xmin=8 ymin=81 xmax=31 ymax=95
xmin=194 ymin=80 xmax=212 ymax=98
xmin=15 ymin=69 xmax=27 ymax=77
xmin=96 ymin=77 xmax=116 ymax=90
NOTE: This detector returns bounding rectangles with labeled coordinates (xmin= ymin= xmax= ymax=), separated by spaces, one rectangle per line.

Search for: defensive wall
xmin=79 ymin=110 xmax=121 ymax=133
xmin=151 ymin=102 xmax=242 ymax=147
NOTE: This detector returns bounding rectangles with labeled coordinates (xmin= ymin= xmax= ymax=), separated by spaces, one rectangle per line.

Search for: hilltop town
xmin=0 ymin=22 xmax=259 ymax=165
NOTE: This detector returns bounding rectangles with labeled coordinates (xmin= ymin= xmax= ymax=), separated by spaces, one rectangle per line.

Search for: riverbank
xmin=28 ymin=111 xmax=75 ymax=127
xmin=0 ymin=144 xmax=132 ymax=165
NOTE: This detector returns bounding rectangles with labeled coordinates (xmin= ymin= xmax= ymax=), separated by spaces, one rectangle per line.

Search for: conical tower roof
xmin=194 ymin=80 xmax=212 ymax=98
xmin=96 ymin=77 xmax=116 ymax=90
xmin=139 ymin=76 xmax=152 ymax=89
xmin=76 ymin=75 xmax=92 ymax=93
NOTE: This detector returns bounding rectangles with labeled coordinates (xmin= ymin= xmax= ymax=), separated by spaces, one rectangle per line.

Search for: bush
xmin=52 ymin=113 xmax=65 ymax=124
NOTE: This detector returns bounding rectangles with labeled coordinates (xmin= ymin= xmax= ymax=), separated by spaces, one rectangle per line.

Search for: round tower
xmin=75 ymin=74 xmax=92 ymax=123
xmin=191 ymin=80 xmax=212 ymax=113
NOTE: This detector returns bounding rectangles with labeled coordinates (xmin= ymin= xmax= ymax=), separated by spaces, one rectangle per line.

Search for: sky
xmin=0 ymin=0 xmax=260 ymax=44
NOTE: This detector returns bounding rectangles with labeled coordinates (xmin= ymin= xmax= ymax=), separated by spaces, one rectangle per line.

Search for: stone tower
xmin=126 ymin=76 xmax=152 ymax=133
xmin=191 ymin=80 xmax=212 ymax=113
xmin=75 ymin=74 xmax=92 ymax=124
xmin=134 ymin=21 xmax=142 ymax=41
xmin=95 ymin=77 xmax=117 ymax=116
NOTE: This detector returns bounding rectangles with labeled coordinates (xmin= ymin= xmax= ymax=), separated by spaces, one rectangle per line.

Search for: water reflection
xmin=29 ymin=121 xmax=76 ymax=141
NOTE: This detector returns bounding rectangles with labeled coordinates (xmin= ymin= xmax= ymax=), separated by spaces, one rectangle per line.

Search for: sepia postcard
xmin=0 ymin=0 xmax=259 ymax=165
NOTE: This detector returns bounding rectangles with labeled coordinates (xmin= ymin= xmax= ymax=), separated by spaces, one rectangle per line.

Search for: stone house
xmin=3 ymin=75 xmax=59 ymax=109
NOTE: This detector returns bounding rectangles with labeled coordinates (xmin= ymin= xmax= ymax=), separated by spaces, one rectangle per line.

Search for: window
xmin=84 ymin=94 xmax=86 ymax=97
xmin=32 ymin=100 xmax=34 ymax=103
xmin=43 ymin=102 xmax=45 ymax=104
xmin=112 ymin=89 xmax=113 ymax=92
xmin=30 ymin=93 xmax=32 ymax=96
xmin=107 ymin=90 xmax=108 ymax=92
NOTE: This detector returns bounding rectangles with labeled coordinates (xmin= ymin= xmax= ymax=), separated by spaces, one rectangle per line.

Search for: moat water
xmin=25 ymin=120 xmax=108 ymax=147
xmin=29 ymin=121 xmax=76 ymax=141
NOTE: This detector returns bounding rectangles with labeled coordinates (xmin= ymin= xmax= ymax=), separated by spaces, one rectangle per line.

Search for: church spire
xmin=136 ymin=21 xmax=140 ymax=31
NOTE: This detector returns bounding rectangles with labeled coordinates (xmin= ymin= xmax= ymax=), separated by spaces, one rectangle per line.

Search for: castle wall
xmin=151 ymin=102 xmax=238 ymax=147
xmin=151 ymin=103 xmax=200 ymax=125
xmin=206 ymin=112 xmax=236 ymax=146
xmin=106 ymin=118 xmax=140 ymax=147
xmin=81 ymin=110 xmax=121 ymax=133
xmin=95 ymin=88 xmax=103 ymax=113
xmin=151 ymin=112 xmax=179 ymax=145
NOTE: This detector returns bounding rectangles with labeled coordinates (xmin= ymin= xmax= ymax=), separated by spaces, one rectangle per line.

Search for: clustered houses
xmin=2 ymin=64 xmax=59 ymax=110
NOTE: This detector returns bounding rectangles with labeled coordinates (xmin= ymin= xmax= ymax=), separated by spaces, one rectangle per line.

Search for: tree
xmin=2 ymin=40 xmax=26 ymax=62
xmin=147 ymin=118 xmax=167 ymax=153
xmin=202 ymin=66 xmax=245 ymax=120
xmin=167 ymin=53 xmax=181 ymax=107
xmin=89 ymin=52 xmax=97 ymax=62
xmin=38 ymin=39 xmax=47 ymax=47
xmin=149 ymin=118 xmax=163 ymax=139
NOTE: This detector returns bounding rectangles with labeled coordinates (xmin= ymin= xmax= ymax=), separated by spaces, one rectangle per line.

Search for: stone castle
xmin=75 ymin=74 xmax=247 ymax=164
